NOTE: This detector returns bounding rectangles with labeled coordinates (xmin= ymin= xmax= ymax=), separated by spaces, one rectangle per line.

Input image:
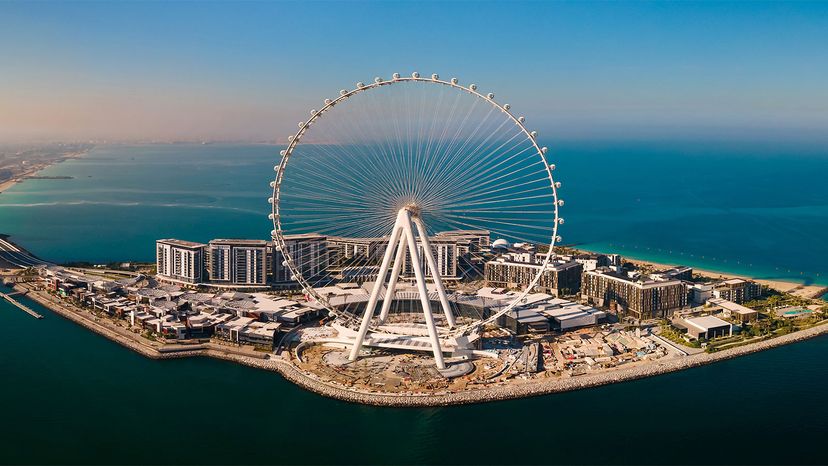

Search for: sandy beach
xmin=576 ymin=250 xmax=828 ymax=300
xmin=0 ymin=149 xmax=89 ymax=195
xmin=634 ymin=258 xmax=826 ymax=299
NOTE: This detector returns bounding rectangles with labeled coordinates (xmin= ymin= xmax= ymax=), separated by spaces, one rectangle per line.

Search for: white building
xmin=435 ymin=229 xmax=490 ymax=256
xmin=330 ymin=234 xmax=459 ymax=279
xmin=272 ymin=234 xmax=329 ymax=284
xmin=683 ymin=315 xmax=733 ymax=340
xmin=156 ymin=239 xmax=206 ymax=284
xmin=208 ymin=239 xmax=268 ymax=286
xmin=402 ymin=236 xmax=458 ymax=279
xmin=536 ymin=299 xmax=607 ymax=330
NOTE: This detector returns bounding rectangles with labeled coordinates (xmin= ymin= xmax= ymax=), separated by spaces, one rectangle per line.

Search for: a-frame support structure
xmin=348 ymin=206 xmax=456 ymax=369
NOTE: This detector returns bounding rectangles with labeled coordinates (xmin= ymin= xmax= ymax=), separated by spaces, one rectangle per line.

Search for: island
xmin=2 ymin=235 xmax=826 ymax=407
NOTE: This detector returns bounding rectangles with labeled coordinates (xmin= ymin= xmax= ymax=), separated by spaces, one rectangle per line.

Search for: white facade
xmin=156 ymin=239 xmax=205 ymax=284
xmin=273 ymin=234 xmax=329 ymax=283
xmin=402 ymin=238 xmax=458 ymax=279
xmin=208 ymin=239 xmax=268 ymax=286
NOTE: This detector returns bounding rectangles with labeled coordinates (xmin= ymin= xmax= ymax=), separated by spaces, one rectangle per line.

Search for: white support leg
xmin=378 ymin=235 xmax=407 ymax=323
xmin=348 ymin=223 xmax=402 ymax=361
xmin=400 ymin=211 xmax=446 ymax=369
xmin=413 ymin=216 xmax=456 ymax=328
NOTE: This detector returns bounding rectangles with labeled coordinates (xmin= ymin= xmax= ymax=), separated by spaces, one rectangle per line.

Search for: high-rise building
xmin=330 ymin=234 xmax=461 ymax=280
xmin=156 ymin=239 xmax=206 ymax=284
xmin=581 ymin=268 xmax=687 ymax=319
xmin=207 ymin=239 xmax=268 ymax=286
xmin=401 ymin=236 xmax=459 ymax=279
xmin=271 ymin=234 xmax=329 ymax=284
xmin=327 ymin=236 xmax=386 ymax=266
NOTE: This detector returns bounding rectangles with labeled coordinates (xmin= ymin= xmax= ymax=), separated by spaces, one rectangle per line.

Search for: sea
xmin=1 ymin=141 xmax=827 ymax=464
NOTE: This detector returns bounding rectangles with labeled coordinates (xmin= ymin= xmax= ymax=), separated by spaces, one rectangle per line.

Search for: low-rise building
xmin=713 ymin=278 xmax=762 ymax=304
xmin=708 ymin=297 xmax=759 ymax=323
xmin=683 ymin=315 xmax=732 ymax=340
xmin=536 ymin=300 xmax=607 ymax=330
xmin=687 ymin=283 xmax=713 ymax=305
xmin=215 ymin=317 xmax=282 ymax=346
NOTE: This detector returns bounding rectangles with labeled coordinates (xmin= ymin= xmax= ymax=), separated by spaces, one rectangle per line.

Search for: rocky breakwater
xmin=237 ymin=323 xmax=828 ymax=407
xmin=18 ymin=282 xmax=828 ymax=407
xmin=20 ymin=286 xmax=210 ymax=360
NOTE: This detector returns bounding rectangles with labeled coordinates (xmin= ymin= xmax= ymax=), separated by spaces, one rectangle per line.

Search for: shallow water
xmin=1 ymin=141 xmax=825 ymax=284
xmin=1 ymin=140 xmax=827 ymax=464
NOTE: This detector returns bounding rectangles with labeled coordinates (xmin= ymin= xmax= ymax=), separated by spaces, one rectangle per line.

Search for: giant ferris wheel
xmin=269 ymin=73 xmax=563 ymax=369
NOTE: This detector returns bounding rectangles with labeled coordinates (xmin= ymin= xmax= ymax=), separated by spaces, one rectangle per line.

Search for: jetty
xmin=0 ymin=290 xmax=44 ymax=319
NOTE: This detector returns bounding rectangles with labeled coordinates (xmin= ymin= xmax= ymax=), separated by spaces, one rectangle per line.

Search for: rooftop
xmin=685 ymin=315 xmax=732 ymax=331
xmin=157 ymin=238 xmax=206 ymax=249
xmin=708 ymin=298 xmax=758 ymax=315
xmin=209 ymin=238 xmax=268 ymax=246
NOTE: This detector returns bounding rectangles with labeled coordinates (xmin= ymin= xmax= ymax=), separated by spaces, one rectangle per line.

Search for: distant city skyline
xmin=1 ymin=0 xmax=827 ymax=143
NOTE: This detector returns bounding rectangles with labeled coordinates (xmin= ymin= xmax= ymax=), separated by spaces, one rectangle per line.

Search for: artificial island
xmin=2 ymin=73 xmax=827 ymax=406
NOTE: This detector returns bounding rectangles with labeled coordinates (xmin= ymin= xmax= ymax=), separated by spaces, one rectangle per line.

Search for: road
xmin=0 ymin=237 xmax=50 ymax=268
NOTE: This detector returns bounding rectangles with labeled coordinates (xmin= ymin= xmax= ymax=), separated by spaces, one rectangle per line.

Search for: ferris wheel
xmin=269 ymin=72 xmax=562 ymax=369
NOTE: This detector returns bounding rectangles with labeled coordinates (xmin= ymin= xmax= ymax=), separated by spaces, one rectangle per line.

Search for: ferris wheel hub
xmin=270 ymin=73 xmax=563 ymax=368
xmin=401 ymin=203 xmax=421 ymax=218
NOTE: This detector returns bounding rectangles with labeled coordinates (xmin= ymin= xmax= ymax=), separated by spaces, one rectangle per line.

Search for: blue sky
xmin=1 ymin=1 xmax=827 ymax=142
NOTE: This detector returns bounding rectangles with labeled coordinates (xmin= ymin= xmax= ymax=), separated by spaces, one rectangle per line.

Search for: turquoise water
xmin=1 ymin=141 xmax=827 ymax=464
xmin=0 ymin=141 xmax=825 ymax=285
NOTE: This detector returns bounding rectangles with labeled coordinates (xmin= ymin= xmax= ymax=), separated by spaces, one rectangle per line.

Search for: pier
xmin=0 ymin=291 xmax=44 ymax=319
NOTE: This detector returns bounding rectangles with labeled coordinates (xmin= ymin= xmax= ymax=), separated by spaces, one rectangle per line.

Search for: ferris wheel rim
xmin=269 ymin=72 xmax=562 ymax=337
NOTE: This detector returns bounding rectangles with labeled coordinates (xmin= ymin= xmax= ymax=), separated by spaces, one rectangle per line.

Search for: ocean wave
xmin=0 ymin=200 xmax=263 ymax=215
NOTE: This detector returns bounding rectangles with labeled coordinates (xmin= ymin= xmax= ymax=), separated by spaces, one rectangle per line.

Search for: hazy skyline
xmin=2 ymin=1 xmax=827 ymax=143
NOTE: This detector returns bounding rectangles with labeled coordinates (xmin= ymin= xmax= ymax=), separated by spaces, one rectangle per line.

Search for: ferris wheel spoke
xmin=446 ymin=178 xmax=554 ymax=206
xmin=433 ymin=130 xmax=532 ymax=199
xmin=417 ymin=104 xmax=498 ymax=198
xmin=442 ymin=163 xmax=547 ymax=208
xmin=415 ymin=93 xmax=485 ymax=196
xmin=435 ymin=149 xmax=537 ymax=205
xmin=296 ymin=125 xmax=404 ymax=203
xmin=422 ymin=108 xmax=517 ymax=197
xmin=272 ymin=75 xmax=560 ymax=337
xmin=438 ymin=215 xmax=552 ymax=245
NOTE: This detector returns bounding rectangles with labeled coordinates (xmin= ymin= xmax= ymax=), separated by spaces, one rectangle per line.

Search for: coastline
xmin=0 ymin=149 xmax=89 ymax=195
xmin=16 ymin=284 xmax=828 ymax=407
xmin=575 ymin=247 xmax=828 ymax=300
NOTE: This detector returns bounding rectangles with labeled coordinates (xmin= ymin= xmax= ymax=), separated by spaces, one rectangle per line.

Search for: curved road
xmin=0 ymin=237 xmax=50 ymax=268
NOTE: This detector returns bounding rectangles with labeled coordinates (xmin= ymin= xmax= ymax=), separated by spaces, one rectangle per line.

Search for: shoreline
xmin=574 ymin=246 xmax=828 ymax=300
xmin=15 ymin=284 xmax=828 ymax=407
xmin=0 ymin=149 xmax=90 ymax=195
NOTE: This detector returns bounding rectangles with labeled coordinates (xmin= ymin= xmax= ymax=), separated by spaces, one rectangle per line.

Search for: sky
xmin=1 ymin=0 xmax=827 ymax=143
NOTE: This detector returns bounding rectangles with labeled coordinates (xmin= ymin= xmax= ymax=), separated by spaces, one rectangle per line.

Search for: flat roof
xmin=157 ymin=238 xmax=206 ymax=248
xmin=586 ymin=269 xmax=682 ymax=288
xmin=685 ymin=315 xmax=732 ymax=331
xmin=281 ymin=233 xmax=327 ymax=241
xmin=708 ymin=298 xmax=758 ymax=315
xmin=209 ymin=239 xmax=268 ymax=246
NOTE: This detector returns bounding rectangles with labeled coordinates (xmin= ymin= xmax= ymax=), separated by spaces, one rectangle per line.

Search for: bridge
xmin=0 ymin=236 xmax=50 ymax=269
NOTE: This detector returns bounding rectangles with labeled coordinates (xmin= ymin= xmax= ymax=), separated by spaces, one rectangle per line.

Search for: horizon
xmin=1 ymin=1 xmax=827 ymax=144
